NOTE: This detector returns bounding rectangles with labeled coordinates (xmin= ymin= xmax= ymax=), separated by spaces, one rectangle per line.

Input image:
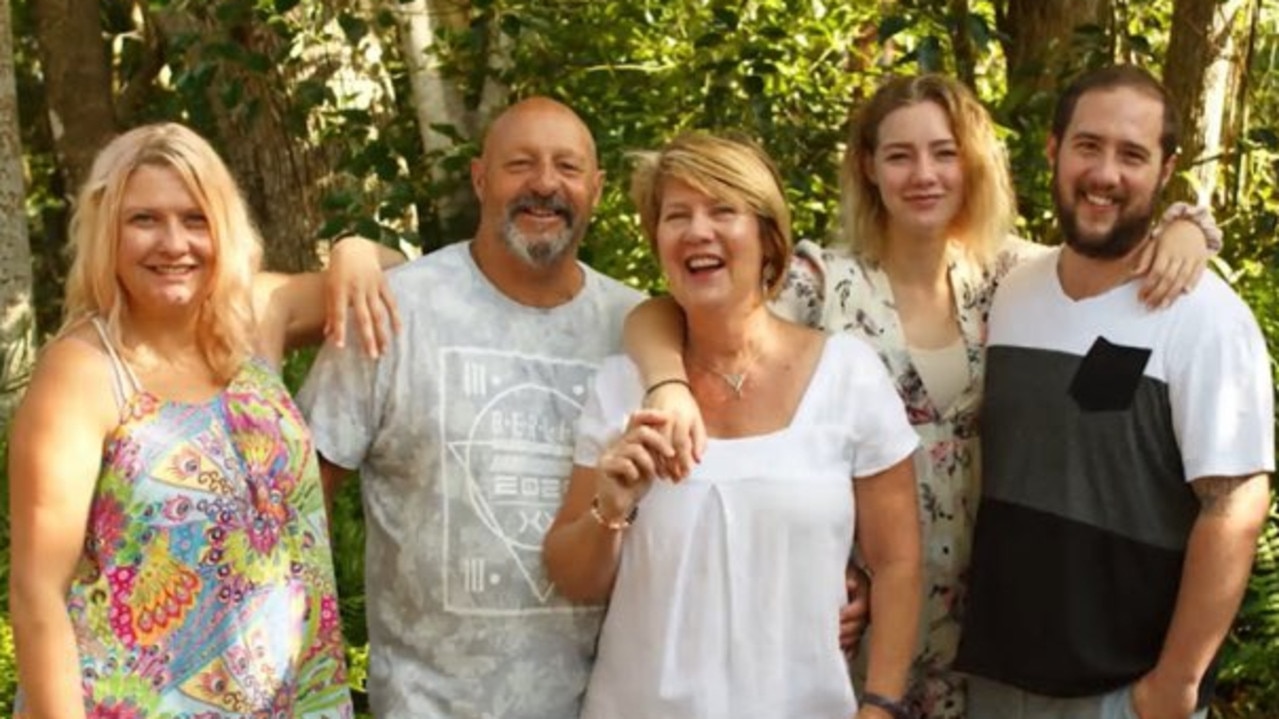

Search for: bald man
xmin=299 ymin=98 xmax=644 ymax=718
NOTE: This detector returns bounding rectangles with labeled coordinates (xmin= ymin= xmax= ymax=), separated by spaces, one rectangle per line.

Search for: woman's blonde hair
xmin=630 ymin=132 xmax=793 ymax=299
xmin=62 ymin=122 xmax=262 ymax=382
xmin=841 ymin=74 xmax=1015 ymax=263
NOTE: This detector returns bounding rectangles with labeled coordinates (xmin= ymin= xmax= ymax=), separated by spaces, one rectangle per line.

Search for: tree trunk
xmin=389 ymin=0 xmax=508 ymax=250
xmin=993 ymin=0 xmax=1112 ymax=241
xmin=949 ymin=0 xmax=976 ymax=90
xmin=393 ymin=0 xmax=473 ymax=162
xmin=1163 ymin=0 xmax=1255 ymax=205
xmin=0 ymin=0 xmax=36 ymax=423
xmin=997 ymin=0 xmax=1111 ymax=94
xmin=28 ymin=0 xmax=116 ymax=336
xmin=30 ymin=0 xmax=116 ymax=192
xmin=1221 ymin=0 xmax=1261 ymax=210
xmin=209 ymin=71 xmax=329 ymax=273
xmin=153 ymin=8 xmax=334 ymax=272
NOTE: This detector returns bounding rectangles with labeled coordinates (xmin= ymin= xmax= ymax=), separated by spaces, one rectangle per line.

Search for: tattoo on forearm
xmin=1192 ymin=476 xmax=1247 ymax=517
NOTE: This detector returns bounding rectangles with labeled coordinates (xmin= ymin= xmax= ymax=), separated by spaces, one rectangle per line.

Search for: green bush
xmin=1213 ymin=268 xmax=1279 ymax=719
xmin=0 ymin=615 xmax=15 ymax=713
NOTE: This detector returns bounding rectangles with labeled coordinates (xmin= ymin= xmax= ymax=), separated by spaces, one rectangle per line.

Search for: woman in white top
xmin=623 ymin=74 xmax=1219 ymax=718
xmin=543 ymin=133 xmax=922 ymax=719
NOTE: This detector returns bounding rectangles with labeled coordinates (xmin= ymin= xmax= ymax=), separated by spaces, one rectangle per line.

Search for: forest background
xmin=0 ymin=0 xmax=1274 ymax=716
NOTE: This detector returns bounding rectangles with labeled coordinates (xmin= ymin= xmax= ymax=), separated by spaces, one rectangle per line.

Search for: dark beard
xmin=1052 ymin=172 xmax=1157 ymax=260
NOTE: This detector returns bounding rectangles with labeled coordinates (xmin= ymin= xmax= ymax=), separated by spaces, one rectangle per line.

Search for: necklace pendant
xmin=694 ymin=360 xmax=750 ymax=398
xmin=723 ymin=372 xmax=746 ymax=397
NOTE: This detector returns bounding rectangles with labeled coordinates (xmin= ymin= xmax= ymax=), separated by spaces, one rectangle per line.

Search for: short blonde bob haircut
xmin=630 ymin=132 xmax=793 ymax=300
xmin=61 ymin=122 xmax=263 ymax=383
xmin=841 ymin=74 xmax=1015 ymax=264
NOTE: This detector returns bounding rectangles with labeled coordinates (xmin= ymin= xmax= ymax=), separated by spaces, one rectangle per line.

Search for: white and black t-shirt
xmin=956 ymin=248 xmax=1274 ymax=703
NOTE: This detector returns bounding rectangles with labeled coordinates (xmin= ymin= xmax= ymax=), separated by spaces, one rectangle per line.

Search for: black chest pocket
xmin=1068 ymin=337 xmax=1153 ymax=412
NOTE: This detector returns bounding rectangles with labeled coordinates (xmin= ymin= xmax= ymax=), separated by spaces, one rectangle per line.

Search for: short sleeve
xmin=1169 ymin=295 xmax=1275 ymax=480
xmin=297 ymin=336 xmax=384 ymax=471
xmin=572 ymin=372 xmax=611 ymax=469
xmin=770 ymin=240 xmax=828 ymax=329
xmin=572 ymin=356 xmax=639 ymax=468
xmin=839 ymin=337 xmax=919 ymax=478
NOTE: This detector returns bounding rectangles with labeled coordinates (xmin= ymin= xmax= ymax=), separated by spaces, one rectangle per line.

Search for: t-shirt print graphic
xmin=440 ymin=346 xmax=599 ymax=616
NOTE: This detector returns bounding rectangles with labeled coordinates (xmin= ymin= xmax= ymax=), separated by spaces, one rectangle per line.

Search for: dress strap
xmin=88 ymin=317 xmax=143 ymax=412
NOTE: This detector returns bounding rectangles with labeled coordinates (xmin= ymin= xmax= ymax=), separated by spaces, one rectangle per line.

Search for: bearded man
xmin=299 ymin=97 xmax=643 ymax=719
xmin=954 ymin=65 xmax=1274 ymax=719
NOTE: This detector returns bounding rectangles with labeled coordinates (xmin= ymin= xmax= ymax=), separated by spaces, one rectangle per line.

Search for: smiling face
xmin=867 ymin=100 xmax=966 ymax=242
xmin=655 ymin=179 xmax=766 ymax=314
xmin=114 ymin=163 xmax=215 ymax=319
xmin=1049 ymin=86 xmax=1174 ymax=259
xmin=471 ymin=99 xmax=602 ymax=268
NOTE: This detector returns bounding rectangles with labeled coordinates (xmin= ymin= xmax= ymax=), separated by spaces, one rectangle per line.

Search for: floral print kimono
xmin=773 ymin=237 xmax=1044 ymax=719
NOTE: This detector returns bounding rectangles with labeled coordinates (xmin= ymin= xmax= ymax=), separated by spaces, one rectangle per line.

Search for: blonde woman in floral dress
xmin=625 ymin=74 xmax=1218 ymax=719
xmin=8 ymin=123 xmax=400 ymax=718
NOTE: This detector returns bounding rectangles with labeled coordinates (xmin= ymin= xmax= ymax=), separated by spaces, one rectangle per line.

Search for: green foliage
xmin=1215 ymin=508 xmax=1279 ymax=718
xmin=0 ymin=331 xmax=26 ymax=709
xmin=486 ymin=0 xmax=875 ymax=287
xmin=1209 ymin=25 xmax=1279 ymax=708
xmin=344 ymin=621 xmax=370 ymax=692
xmin=312 ymin=5 xmax=443 ymax=253
xmin=0 ymin=616 xmax=15 ymax=714
xmin=1216 ymin=9 xmax=1279 ymax=271
xmin=280 ymin=346 xmax=318 ymax=394
xmin=10 ymin=0 xmax=72 ymax=335
xmin=1215 ymin=269 xmax=1279 ymax=710
xmin=329 ymin=468 xmax=369 ymax=648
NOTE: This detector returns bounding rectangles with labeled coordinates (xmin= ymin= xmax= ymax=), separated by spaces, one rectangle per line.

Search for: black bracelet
xmin=643 ymin=377 xmax=692 ymax=399
xmin=861 ymin=691 xmax=911 ymax=719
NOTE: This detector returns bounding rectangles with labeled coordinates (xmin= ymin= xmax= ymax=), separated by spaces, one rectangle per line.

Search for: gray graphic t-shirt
xmin=299 ymin=242 xmax=644 ymax=719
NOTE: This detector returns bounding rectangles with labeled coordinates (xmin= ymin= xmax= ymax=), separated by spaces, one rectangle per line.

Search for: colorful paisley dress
xmin=19 ymin=320 xmax=353 ymax=718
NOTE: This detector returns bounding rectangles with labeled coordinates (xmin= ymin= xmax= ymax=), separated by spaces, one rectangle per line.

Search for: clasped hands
xmin=594 ymin=409 xmax=679 ymax=523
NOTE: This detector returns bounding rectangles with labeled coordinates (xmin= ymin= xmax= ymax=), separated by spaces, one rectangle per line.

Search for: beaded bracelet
xmin=1156 ymin=201 xmax=1222 ymax=253
xmin=590 ymin=495 xmax=638 ymax=531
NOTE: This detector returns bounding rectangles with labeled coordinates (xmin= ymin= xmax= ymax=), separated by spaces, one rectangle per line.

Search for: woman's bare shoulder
xmin=20 ymin=326 xmax=118 ymax=424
